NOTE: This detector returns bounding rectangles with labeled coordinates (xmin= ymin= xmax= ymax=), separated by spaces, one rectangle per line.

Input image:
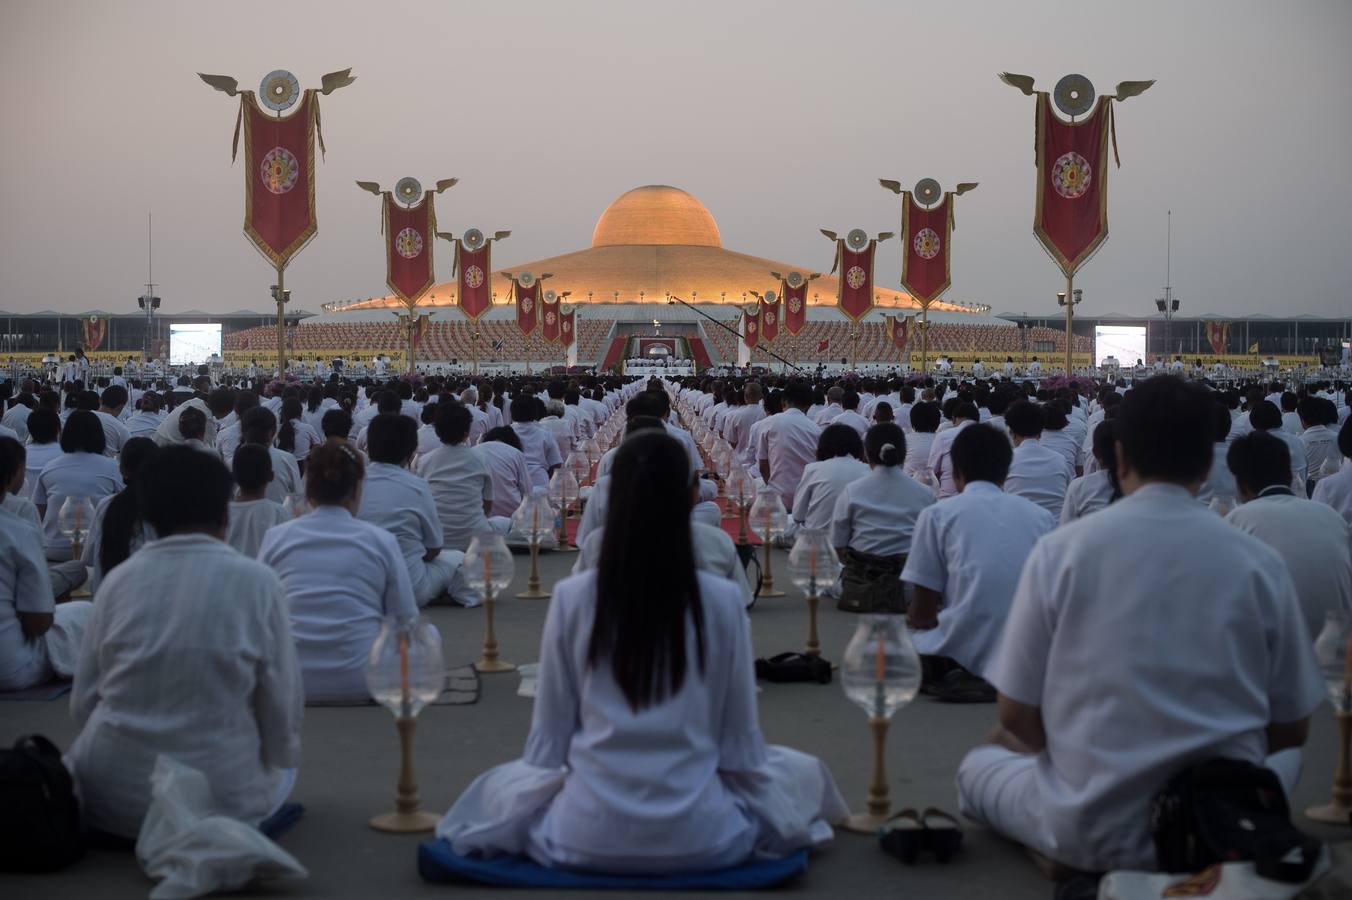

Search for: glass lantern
xmin=57 ymin=495 xmax=97 ymax=558
xmin=366 ymin=616 xmax=445 ymax=719
xmin=512 ymin=488 xmax=555 ymax=599
xmin=748 ymin=487 xmax=788 ymax=597
xmin=838 ymin=615 xmax=923 ymax=832
xmin=1308 ymin=610 xmax=1352 ymax=823
xmin=463 ymin=530 xmax=516 ymax=673
xmin=788 ymin=529 xmax=842 ymax=658
xmin=581 ymin=437 xmax=602 ymax=467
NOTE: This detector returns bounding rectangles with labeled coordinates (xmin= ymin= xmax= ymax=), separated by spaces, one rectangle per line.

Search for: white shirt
xmin=513 ymin=421 xmax=564 ymax=491
xmin=986 ymin=483 xmax=1323 ymax=872
xmin=1312 ymin=459 xmax=1352 ymax=526
xmin=830 ymin=410 xmax=869 ymax=440
xmin=31 ymin=451 xmax=124 ymax=557
xmin=814 ymin=403 xmax=844 ymax=426
xmin=755 ymin=408 xmax=821 ymax=512
xmin=1039 ymin=427 xmax=1083 ymax=473
xmin=904 ymin=481 xmax=1054 ymax=672
xmin=903 ymin=432 xmax=936 ymax=479
xmin=505 ymin=570 xmax=770 ymax=870
xmin=1059 ymin=469 xmax=1115 ymax=525
xmin=830 ymin=466 xmax=936 ymax=556
xmin=68 ymin=535 xmax=302 ymax=838
xmin=1227 ymin=491 xmax=1352 ymax=637
xmin=1300 ymin=424 xmax=1339 ymax=480
xmin=1004 ymin=439 xmax=1071 ymax=518
xmin=475 ymin=440 xmax=533 ymax=518
xmin=1196 ymin=443 xmax=1239 ymax=509
xmin=21 ymin=443 xmax=63 ymax=500
xmin=260 ymin=446 xmax=301 ymax=505
xmin=417 ymin=443 xmax=493 ymax=552
xmin=793 ymin=456 xmax=869 ymax=532
xmin=358 ymin=461 xmax=445 ymax=565
xmin=723 ymin=405 xmax=766 ymax=467
xmin=226 ymin=498 xmax=288 ymax=558
xmin=927 ymin=420 xmax=973 ymax=499
xmin=279 ymin=418 xmax=323 ymax=461
xmin=95 ymin=410 xmax=131 ymax=457
xmin=0 ymin=505 xmax=57 ymax=690
xmin=259 ymin=506 xmax=417 ymax=701
xmin=573 ymin=522 xmax=752 ymax=608
xmin=125 ymin=409 xmax=164 ymax=439
xmin=2 ymin=403 xmax=32 ymax=442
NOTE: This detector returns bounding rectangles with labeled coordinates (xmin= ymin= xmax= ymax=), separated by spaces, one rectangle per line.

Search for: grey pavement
xmin=4 ymin=544 xmax=1349 ymax=899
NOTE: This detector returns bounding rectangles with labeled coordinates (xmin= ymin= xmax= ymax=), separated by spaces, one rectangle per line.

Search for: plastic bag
xmin=1097 ymin=846 xmax=1330 ymax=900
xmin=135 ymin=756 xmax=307 ymax=899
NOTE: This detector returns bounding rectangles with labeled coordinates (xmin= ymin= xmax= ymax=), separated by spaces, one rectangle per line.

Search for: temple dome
xmin=590 ymin=185 xmax=722 ymax=249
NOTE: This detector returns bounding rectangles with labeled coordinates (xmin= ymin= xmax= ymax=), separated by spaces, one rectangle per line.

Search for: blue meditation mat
xmin=418 ymin=840 xmax=809 ymax=890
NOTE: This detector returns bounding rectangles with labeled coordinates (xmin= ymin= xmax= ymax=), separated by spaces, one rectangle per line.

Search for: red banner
xmin=242 ymin=91 xmax=318 ymax=267
xmin=456 ymin=243 xmax=492 ymax=321
xmin=514 ymin=280 xmax=539 ymax=336
xmin=817 ymin=338 xmax=830 ymax=353
xmin=901 ymin=194 xmax=953 ymax=303
xmin=1205 ymin=321 xmax=1230 ymax=355
xmin=383 ymin=192 xmax=437 ymax=304
xmin=743 ymin=304 xmax=761 ymax=349
xmin=559 ymin=307 xmax=576 ymax=348
xmin=82 ymin=317 xmax=106 ymax=352
xmin=540 ymin=294 xmax=560 ymax=343
xmin=782 ymin=280 xmax=807 ymax=336
xmin=887 ymin=314 xmax=913 ymax=351
xmin=410 ymin=313 xmax=430 ymax=351
xmin=1035 ymin=93 xmax=1112 ymax=275
xmin=834 ymin=240 xmax=875 ymax=321
xmin=760 ymin=296 xmax=780 ymax=343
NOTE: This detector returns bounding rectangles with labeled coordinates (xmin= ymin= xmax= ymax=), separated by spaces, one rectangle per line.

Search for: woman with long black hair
xmin=276 ymin=395 xmax=322 ymax=473
xmin=437 ymin=430 xmax=846 ymax=872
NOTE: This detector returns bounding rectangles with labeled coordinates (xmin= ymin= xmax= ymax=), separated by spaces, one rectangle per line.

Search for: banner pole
xmin=921 ymin=304 xmax=930 ymax=374
xmin=1064 ymin=270 xmax=1074 ymax=376
xmin=275 ymin=262 xmax=286 ymax=376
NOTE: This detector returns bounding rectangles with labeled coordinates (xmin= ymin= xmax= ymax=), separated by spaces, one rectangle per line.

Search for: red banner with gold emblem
xmin=559 ymin=307 xmax=576 ymax=348
xmin=887 ymin=314 xmax=913 ymax=351
xmin=410 ymin=313 xmax=429 ymax=351
xmin=782 ymin=280 xmax=807 ymax=336
xmin=540 ymin=294 xmax=560 ymax=343
xmin=834 ymin=241 xmax=875 ymax=321
xmin=455 ymin=243 xmax=492 ymax=321
xmin=743 ymin=304 xmax=761 ymax=349
xmin=383 ymin=192 xmax=437 ymax=304
xmin=901 ymin=194 xmax=953 ymax=303
xmin=760 ymin=296 xmax=780 ymax=343
xmin=1035 ymin=93 xmax=1113 ymax=275
xmin=514 ymin=280 xmax=539 ymax=336
xmin=1205 ymin=321 xmax=1230 ymax=356
xmin=242 ymin=91 xmax=319 ymax=267
xmin=82 ymin=317 xmax=106 ymax=352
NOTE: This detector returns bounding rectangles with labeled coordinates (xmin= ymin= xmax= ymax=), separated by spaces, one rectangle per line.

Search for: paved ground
xmin=5 ymin=544 xmax=1350 ymax=899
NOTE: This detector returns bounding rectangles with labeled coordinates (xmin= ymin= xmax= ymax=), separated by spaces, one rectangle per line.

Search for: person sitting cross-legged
xmin=903 ymin=424 xmax=1054 ymax=704
xmin=67 ymin=446 xmax=302 ymax=839
xmin=1225 ymin=430 xmax=1352 ymax=638
xmin=358 ymin=412 xmax=470 ymax=607
xmin=956 ymin=376 xmax=1323 ymax=875
xmin=436 ymin=430 xmax=847 ymax=871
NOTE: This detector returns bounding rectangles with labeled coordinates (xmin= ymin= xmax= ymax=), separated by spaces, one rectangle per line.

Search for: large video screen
xmin=169 ymin=323 xmax=222 ymax=365
xmin=1094 ymin=325 xmax=1146 ymax=367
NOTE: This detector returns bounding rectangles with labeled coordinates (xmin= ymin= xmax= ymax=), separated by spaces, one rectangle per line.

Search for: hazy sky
xmin=2 ymin=0 xmax=1349 ymax=319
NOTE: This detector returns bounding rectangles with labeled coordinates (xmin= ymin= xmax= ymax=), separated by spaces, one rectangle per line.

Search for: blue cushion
xmin=417 ymin=839 xmax=808 ymax=890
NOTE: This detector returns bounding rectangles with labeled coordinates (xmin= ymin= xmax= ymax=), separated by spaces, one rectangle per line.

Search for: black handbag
xmin=0 ymin=734 xmax=85 ymax=872
xmin=1150 ymin=758 xmax=1320 ymax=883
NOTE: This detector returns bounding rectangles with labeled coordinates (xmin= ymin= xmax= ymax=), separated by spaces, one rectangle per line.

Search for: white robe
xmin=258 ymin=506 xmax=418 ymax=701
xmin=67 ymin=535 xmax=301 ymax=838
xmin=436 ymin=571 xmax=846 ymax=871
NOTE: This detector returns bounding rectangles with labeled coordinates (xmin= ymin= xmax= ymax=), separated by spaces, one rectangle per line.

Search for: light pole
xmin=1056 ymin=289 xmax=1082 ymax=372
xmin=1155 ymin=209 xmax=1179 ymax=364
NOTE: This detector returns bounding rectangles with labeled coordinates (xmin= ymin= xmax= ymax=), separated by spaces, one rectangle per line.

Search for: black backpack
xmin=1150 ymin=758 xmax=1321 ymax=883
xmin=0 ymin=734 xmax=85 ymax=872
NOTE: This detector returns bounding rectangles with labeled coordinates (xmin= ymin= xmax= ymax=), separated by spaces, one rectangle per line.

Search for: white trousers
xmin=956 ymin=744 xmax=1303 ymax=872
xmin=411 ymin=551 xmax=464 ymax=607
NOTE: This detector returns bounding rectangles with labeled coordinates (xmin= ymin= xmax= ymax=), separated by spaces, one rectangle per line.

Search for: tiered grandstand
xmin=220 ymin=304 xmax=1095 ymax=371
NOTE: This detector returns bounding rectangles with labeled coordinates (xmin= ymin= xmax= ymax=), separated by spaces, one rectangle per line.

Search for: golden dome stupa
xmin=334 ymin=184 xmax=968 ymax=313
